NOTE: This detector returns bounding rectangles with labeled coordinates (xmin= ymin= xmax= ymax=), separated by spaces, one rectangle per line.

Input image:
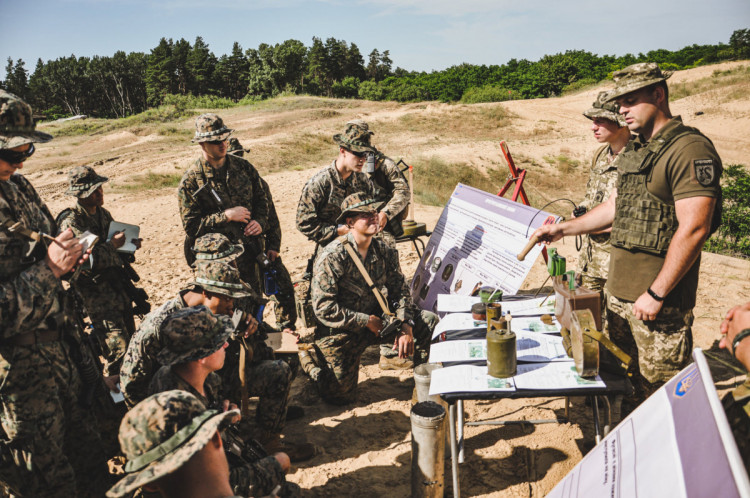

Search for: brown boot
xmin=264 ymin=434 xmax=317 ymax=463
xmin=379 ymin=355 xmax=413 ymax=370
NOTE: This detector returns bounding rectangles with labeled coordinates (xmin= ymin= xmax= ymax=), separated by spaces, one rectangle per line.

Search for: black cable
xmin=523 ymin=198 xmax=583 ymax=252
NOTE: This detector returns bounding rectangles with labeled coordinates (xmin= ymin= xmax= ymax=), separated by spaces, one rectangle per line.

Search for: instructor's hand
xmin=531 ymin=223 xmax=565 ymax=245
xmin=633 ymin=292 xmax=663 ymax=322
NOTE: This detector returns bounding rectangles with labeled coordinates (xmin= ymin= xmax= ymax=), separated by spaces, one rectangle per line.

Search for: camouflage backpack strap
xmin=339 ymin=236 xmax=393 ymax=317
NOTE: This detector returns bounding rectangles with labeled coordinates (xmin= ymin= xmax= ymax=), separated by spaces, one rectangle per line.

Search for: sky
xmin=1 ymin=0 xmax=748 ymax=78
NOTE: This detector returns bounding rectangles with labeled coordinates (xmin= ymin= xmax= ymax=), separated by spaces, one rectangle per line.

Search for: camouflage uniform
xmin=147 ymin=307 xmax=299 ymax=498
xmin=178 ymin=114 xmax=269 ymax=293
xmin=57 ymin=166 xmax=135 ymax=376
xmin=308 ymin=196 xmax=436 ymax=404
xmin=723 ymin=375 xmax=750 ymax=473
xmin=106 ymin=390 xmax=241 ymax=498
xmin=0 ymin=90 xmax=109 ymax=497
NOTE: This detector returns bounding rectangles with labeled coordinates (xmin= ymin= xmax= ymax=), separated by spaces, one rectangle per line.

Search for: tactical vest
xmin=610 ymin=121 xmax=713 ymax=255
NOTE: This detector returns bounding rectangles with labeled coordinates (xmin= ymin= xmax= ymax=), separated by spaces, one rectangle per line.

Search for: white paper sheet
xmin=428 ymin=333 xmax=569 ymax=363
xmin=431 ymin=313 xmax=486 ymax=340
xmin=429 ymin=364 xmax=515 ymax=395
xmin=513 ymin=362 xmax=604 ymax=389
xmin=436 ymin=294 xmax=482 ymax=313
xmin=510 ymin=316 xmax=561 ymax=335
xmin=107 ymin=221 xmax=140 ymax=254
xmin=501 ymin=295 xmax=556 ymax=316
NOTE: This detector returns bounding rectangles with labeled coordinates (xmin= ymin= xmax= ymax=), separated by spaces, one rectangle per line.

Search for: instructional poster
xmin=411 ymin=184 xmax=559 ymax=313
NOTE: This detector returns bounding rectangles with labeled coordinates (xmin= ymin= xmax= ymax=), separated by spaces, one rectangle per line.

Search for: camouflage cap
xmin=192 ymin=232 xmax=244 ymax=266
xmin=191 ymin=113 xmax=233 ymax=143
xmin=333 ymin=121 xmax=376 ymax=154
xmin=604 ymin=63 xmax=672 ymax=102
xmin=155 ymin=306 xmax=233 ymax=366
xmin=191 ymin=261 xmax=254 ymax=298
xmin=336 ymin=192 xmax=384 ymax=224
xmin=0 ymin=90 xmax=53 ymax=149
xmin=583 ymin=91 xmax=626 ymax=127
xmin=106 ymin=390 xmax=238 ymax=498
xmin=226 ymin=137 xmax=250 ymax=157
xmin=65 ymin=165 xmax=109 ymax=197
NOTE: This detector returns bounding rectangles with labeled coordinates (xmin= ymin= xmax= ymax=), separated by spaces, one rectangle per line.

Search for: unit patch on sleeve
xmin=693 ymin=159 xmax=716 ymax=187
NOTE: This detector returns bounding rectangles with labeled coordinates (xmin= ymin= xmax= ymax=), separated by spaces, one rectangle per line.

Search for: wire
xmin=523 ymin=198 xmax=583 ymax=252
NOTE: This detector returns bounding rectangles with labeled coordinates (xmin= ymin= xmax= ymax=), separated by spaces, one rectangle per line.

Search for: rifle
xmin=92 ymin=257 xmax=151 ymax=319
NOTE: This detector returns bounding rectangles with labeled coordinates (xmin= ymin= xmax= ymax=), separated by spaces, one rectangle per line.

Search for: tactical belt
xmin=6 ymin=329 xmax=61 ymax=346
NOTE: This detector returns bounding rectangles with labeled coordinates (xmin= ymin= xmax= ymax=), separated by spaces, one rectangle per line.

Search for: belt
xmin=6 ymin=329 xmax=61 ymax=346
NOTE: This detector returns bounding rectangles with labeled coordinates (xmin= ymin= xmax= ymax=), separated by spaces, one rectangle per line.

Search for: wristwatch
xmin=732 ymin=328 xmax=750 ymax=358
xmin=647 ymin=287 xmax=664 ymax=302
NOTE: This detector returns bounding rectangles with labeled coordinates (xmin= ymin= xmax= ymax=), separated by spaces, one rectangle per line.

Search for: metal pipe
xmin=411 ymin=401 xmax=446 ymax=498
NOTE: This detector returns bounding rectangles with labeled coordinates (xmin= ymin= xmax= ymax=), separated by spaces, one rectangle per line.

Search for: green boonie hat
xmin=604 ymin=62 xmax=672 ymax=102
xmin=226 ymin=137 xmax=250 ymax=157
xmin=106 ymin=390 xmax=238 ymax=498
xmin=192 ymin=233 xmax=244 ymax=266
xmin=336 ymin=192 xmax=384 ymax=224
xmin=333 ymin=121 xmax=376 ymax=154
xmin=583 ymin=91 xmax=626 ymax=127
xmin=155 ymin=306 xmax=233 ymax=366
xmin=65 ymin=165 xmax=109 ymax=197
xmin=191 ymin=113 xmax=233 ymax=143
xmin=191 ymin=261 xmax=253 ymax=298
xmin=0 ymin=90 xmax=53 ymax=150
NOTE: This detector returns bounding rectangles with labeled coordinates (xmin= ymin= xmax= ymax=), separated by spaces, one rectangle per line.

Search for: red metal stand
xmin=496 ymin=141 xmax=549 ymax=263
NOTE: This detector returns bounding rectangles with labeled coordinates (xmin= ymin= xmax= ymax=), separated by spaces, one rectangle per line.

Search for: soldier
xmin=532 ymin=63 xmax=722 ymax=412
xmin=0 ymin=90 xmax=110 ymax=496
xmin=226 ymin=138 xmax=297 ymax=333
xmin=106 ymin=390 xmax=241 ymax=498
xmin=302 ymin=193 xmax=437 ymax=405
xmin=148 ymin=306 xmax=301 ymax=497
xmin=178 ymin=113 xmax=269 ymax=293
xmin=57 ymin=165 xmax=143 ymax=382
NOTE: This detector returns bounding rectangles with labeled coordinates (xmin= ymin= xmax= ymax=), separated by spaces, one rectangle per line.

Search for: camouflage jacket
xmin=120 ymin=291 xmax=188 ymax=407
xmin=296 ymin=161 xmax=376 ymax=247
xmin=0 ymin=174 xmax=63 ymax=340
xmin=578 ymin=145 xmax=621 ymax=280
xmin=369 ymin=155 xmax=410 ymax=222
xmin=178 ymin=154 xmax=269 ymax=246
xmin=312 ymin=233 xmax=413 ymax=332
xmin=259 ymin=177 xmax=281 ymax=253
xmin=149 ymin=366 xmax=222 ymax=411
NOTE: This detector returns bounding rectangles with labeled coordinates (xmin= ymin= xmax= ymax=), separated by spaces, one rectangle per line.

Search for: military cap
xmin=336 ymin=192 xmax=384 ymax=224
xmin=65 ymin=165 xmax=109 ymax=197
xmin=155 ymin=306 xmax=233 ymax=366
xmin=226 ymin=137 xmax=250 ymax=157
xmin=604 ymin=62 xmax=672 ymax=102
xmin=192 ymin=232 xmax=244 ymax=266
xmin=0 ymin=90 xmax=53 ymax=150
xmin=106 ymin=390 xmax=238 ymax=497
xmin=191 ymin=113 xmax=233 ymax=143
xmin=583 ymin=91 xmax=626 ymax=127
xmin=333 ymin=121 xmax=376 ymax=154
xmin=191 ymin=261 xmax=254 ymax=298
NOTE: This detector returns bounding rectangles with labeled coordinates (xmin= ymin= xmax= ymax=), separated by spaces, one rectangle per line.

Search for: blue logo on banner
xmin=674 ymin=367 xmax=699 ymax=398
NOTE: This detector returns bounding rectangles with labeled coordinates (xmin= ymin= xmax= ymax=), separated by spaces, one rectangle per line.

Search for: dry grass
xmin=412 ymin=156 xmax=495 ymax=206
xmin=112 ymin=172 xmax=183 ymax=192
xmin=671 ymin=65 xmax=750 ymax=101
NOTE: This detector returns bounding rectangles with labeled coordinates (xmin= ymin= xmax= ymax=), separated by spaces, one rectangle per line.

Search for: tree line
xmin=2 ymin=29 xmax=748 ymax=119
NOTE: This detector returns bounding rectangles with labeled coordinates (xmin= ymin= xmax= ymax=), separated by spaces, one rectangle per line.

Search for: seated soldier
xmin=301 ymin=193 xmax=438 ymax=405
xmin=149 ymin=306 xmax=301 ymax=498
xmin=106 ymin=390 xmax=241 ymax=498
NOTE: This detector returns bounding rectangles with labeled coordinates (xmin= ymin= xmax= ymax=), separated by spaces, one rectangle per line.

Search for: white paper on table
xmin=428 ymin=333 xmax=568 ymax=363
xmin=436 ymin=294 xmax=482 ymax=313
xmin=501 ymin=296 xmax=556 ymax=316
xmin=431 ymin=312 xmax=486 ymax=340
xmin=510 ymin=316 xmax=561 ymax=334
xmin=429 ymin=364 xmax=515 ymax=395
xmin=428 ymin=339 xmax=487 ymax=363
xmin=107 ymin=221 xmax=140 ymax=254
xmin=513 ymin=362 xmax=604 ymax=389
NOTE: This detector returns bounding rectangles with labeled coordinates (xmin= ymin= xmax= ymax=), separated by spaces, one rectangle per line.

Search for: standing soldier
xmin=178 ymin=113 xmax=269 ymax=293
xmin=227 ymin=138 xmax=297 ymax=333
xmin=0 ymin=90 xmax=110 ymax=496
xmin=57 ymin=165 xmax=144 ymax=382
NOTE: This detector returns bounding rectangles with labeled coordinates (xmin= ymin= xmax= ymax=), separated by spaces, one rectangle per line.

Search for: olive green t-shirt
xmin=607 ymin=117 xmax=722 ymax=309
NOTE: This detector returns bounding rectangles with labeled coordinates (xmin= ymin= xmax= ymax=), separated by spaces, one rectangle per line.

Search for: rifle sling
xmin=238 ymin=336 xmax=250 ymax=418
xmin=339 ymin=237 xmax=393 ymax=317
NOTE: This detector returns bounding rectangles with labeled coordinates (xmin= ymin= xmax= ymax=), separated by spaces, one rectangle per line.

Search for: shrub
xmin=705 ymin=164 xmax=750 ymax=258
xmin=460 ymin=85 xmax=521 ymax=103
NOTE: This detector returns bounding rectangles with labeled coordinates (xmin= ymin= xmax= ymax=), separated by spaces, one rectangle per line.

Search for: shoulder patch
xmin=693 ymin=159 xmax=716 ymax=187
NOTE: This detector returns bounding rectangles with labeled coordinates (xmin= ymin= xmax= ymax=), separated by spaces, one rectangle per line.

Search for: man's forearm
xmin=649 ymin=224 xmax=708 ymax=298
xmin=558 ymin=200 xmax=615 ymax=237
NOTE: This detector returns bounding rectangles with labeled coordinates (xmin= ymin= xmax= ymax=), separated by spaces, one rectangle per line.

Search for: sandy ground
xmin=26 ymin=60 xmax=750 ymax=497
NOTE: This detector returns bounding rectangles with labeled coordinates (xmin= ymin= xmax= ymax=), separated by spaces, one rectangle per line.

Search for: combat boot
xmin=262 ymin=434 xmax=317 ymax=463
xmin=379 ymin=355 xmax=413 ymax=370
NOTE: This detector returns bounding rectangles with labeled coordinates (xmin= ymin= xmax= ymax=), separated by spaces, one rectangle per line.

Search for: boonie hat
xmin=192 ymin=233 xmax=244 ymax=266
xmin=190 ymin=261 xmax=254 ymax=298
xmin=106 ymin=390 xmax=238 ymax=497
xmin=336 ymin=192 xmax=384 ymax=224
xmin=65 ymin=165 xmax=109 ymax=197
xmin=226 ymin=137 xmax=250 ymax=157
xmin=192 ymin=113 xmax=233 ymax=143
xmin=155 ymin=306 xmax=233 ymax=366
xmin=604 ymin=62 xmax=672 ymax=102
xmin=583 ymin=91 xmax=626 ymax=127
xmin=333 ymin=121 xmax=376 ymax=154
xmin=0 ymin=90 xmax=53 ymax=150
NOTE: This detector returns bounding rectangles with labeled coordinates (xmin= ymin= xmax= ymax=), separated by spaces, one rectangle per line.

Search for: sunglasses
xmin=347 ymin=149 xmax=367 ymax=158
xmin=0 ymin=144 xmax=35 ymax=164
xmin=207 ymin=139 xmax=226 ymax=146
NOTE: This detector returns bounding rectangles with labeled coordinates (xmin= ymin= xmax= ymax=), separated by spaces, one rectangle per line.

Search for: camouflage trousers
xmin=722 ymin=375 xmax=750 ymax=474
xmin=579 ymin=274 xmax=608 ymax=334
xmin=309 ymin=310 xmax=437 ymax=405
xmin=604 ymin=291 xmax=693 ymax=406
xmin=0 ymin=341 xmax=110 ymax=497
xmin=267 ymin=257 xmax=298 ymax=332
xmin=229 ymin=455 xmax=300 ymax=498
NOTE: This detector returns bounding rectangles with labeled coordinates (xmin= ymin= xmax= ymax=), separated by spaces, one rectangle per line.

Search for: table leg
xmin=411 ymin=237 xmax=424 ymax=259
xmin=591 ymin=395 xmax=602 ymax=445
xmin=458 ymin=399 xmax=465 ymax=463
xmin=449 ymin=403 xmax=460 ymax=498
